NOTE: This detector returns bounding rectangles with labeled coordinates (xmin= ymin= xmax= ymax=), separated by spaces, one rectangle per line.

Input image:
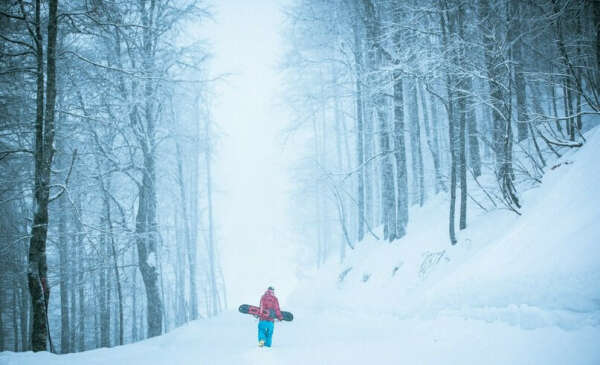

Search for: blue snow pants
xmin=258 ymin=320 xmax=275 ymax=347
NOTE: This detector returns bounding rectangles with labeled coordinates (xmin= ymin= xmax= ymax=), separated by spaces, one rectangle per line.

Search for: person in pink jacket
xmin=257 ymin=286 xmax=283 ymax=347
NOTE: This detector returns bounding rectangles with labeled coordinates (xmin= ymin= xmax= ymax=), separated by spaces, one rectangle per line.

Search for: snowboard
xmin=238 ymin=304 xmax=294 ymax=322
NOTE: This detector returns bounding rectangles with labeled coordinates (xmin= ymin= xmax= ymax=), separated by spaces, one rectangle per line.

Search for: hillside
xmin=290 ymin=126 xmax=600 ymax=331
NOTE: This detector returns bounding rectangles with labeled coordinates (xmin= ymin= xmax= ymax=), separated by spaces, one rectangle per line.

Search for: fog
xmin=200 ymin=0 xmax=298 ymax=306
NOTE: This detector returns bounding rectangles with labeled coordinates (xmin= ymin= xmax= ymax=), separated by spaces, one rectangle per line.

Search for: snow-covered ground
xmin=3 ymin=129 xmax=600 ymax=364
xmin=3 ymin=309 xmax=598 ymax=365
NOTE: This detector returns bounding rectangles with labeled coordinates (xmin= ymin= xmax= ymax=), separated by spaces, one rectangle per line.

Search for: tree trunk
xmin=100 ymin=179 xmax=124 ymax=346
xmin=205 ymin=116 xmax=219 ymax=316
xmin=465 ymin=77 xmax=482 ymax=178
xmin=420 ymin=81 xmax=445 ymax=191
xmin=333 ymin=70 xmax=348 ymax=261
xmin=93 ymin=273 xmax=100 ymax=347
xmin=76 ymin=196 xmax=85 ymax=351
xmin=135 ymin=0 xmax=164 ymax=338
xmin=131 ymin=251 xmax=138 ymax=342
xmin=563 ymin=79 xmax=574 ymax=140
xmin=191 ymin=99 xmax=201 ymax=315
xmin=174 ymin=212 xmax=187 ymax=325
xmin=457 ymin=5 xmax=467 ymax=230
xmin=69 ymin=242 xmax=76 ymax=350
xmin=354 ymin=65 xmax=365 ymax=242
xmin=595 ymin=0 xmax=600 ymax=89
xmin=550 ymin=75 xmax=563 ymax=136
xmin=513 ymin=60 xmax=529 ymax=143
xmin=511 ymin=0 xmax=529 ymax=142
xmin=7 ymin=289 xmax=13 ymax=351
xmin=99 ymin=222 xmax=110 ymax=347
xmin=479 ymin=0 xmax=506 ymax=171
xmin=0 ymin=294 xmax=4 ymax=351
xmin=135 ymin=169 xmax=163 ymax=337
xmin=12 ymin=288 xmax=18 ymax=351
xmin=58 ymin=193 xmax=70 ymax=353
xmin=175 ymin=134 xmax=197 ymax=322
xmin=408 ymin=78 xmax=425 ymax=207
xmin=393 ymin=72 xmax=408 ymax=238
xmin=552 ymin=0 xmax=576 ymax=141
xmin=441 ymin=0 xmax=457 ymax=245
xmin=362 ymin=0 xmax=395 ymax=241
xmin=458 ymin=87 xmax=467 ymax=231
xmin=377 ymin=95 xmax=396 ymax=242
xmin=28 ymin=0 xmax=58 ymax=352
xmin=157 ymin=227 xmax=168 ymax=331
xmin=112 ymin=240 xmax=123 ymax=346
xmin=19 ymin=283 xmax=29 ymax=351
xmin=501 ymin=110 xmax=519 ymax=209
xmin=313 ymin=111 xmax=324 ymax=267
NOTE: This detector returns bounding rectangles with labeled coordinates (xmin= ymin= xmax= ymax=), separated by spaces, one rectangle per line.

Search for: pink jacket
xmin=259 ymin=290 xmax=283 ymax=321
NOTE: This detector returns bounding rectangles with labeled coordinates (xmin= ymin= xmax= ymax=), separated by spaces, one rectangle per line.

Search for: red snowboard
xmin=238 ymin=304 xmax=294 ymax=321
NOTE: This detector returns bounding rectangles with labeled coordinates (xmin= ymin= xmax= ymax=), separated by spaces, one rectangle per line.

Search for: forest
xmin=0 ymin=0 xmax=599 ymax=357
xmin=0 ymin=0 xmax=225 ymax=353
xmin=282 ymin=0 xmax=598 ymax=263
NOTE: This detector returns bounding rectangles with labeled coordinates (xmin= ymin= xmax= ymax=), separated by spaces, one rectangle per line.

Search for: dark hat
xmin=267 ymin=286 xmax=274 ymax=291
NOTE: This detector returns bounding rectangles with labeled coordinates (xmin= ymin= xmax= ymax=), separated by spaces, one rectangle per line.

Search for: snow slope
xmin=2 ymin=129 xmax=600 ymax=364
xmin=291 ymin=127 xmax=600 ymax=333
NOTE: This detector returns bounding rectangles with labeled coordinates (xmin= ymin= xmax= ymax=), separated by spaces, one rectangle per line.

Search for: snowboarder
xmin=257 ymin=286 xmax=283 ymax=347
